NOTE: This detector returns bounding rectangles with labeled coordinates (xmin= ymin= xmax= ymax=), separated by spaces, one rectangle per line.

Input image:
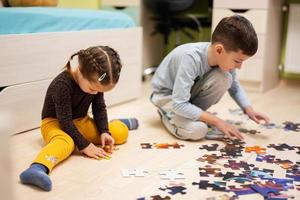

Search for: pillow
xmin=1 ymin=0 xmax=10 ymax=6
xmin=8 ymin=0 xmax=58 ymax=6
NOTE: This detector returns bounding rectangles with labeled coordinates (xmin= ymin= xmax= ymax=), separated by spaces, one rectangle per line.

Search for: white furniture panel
xmin=236 ymin=58 xmax=263 ymax=82
xmin=284 ymin=4 xmax=300 ymax=74
xmin=0 ymin=28 xmax=141 ymax=87
xmin=212 ymin=9 xmax=268 ymax=34
xmin=212 ymin=0 xmax=283 ymax=92
xmin=214 ymin=0 xmax=270 ymax=10
xmin=102 ymin=0 xmax=140 ymax=7
xmin=0 ymin=27 xmax=142 ymax=135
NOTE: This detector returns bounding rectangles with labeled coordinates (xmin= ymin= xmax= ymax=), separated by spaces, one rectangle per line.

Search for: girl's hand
xmin=100 ymin=133 xmax=115 ymax=150
xmin=244 ymin=106 xmax=270 ymax=124
xmin=81 ymin=143 xmax=109 ymax=160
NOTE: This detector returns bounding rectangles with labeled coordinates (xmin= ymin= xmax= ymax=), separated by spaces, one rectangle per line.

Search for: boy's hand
xmin=100 ymin=133 xmax=115 ymax=150
xmin=244 ymin=106 xmax=270 ymax=124
xmin=215 ymin=119 xmax=244 ymax=140
xmin=81 ymin=143 xmax=109 ymax=160
xmin=200 ymin=112 xmax=243 ymax=140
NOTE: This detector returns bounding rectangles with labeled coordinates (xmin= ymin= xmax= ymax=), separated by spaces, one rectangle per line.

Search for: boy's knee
xmin=213 ymin=69 xmax=232 ymax=90
xmin=181 ymin=122 xmax=208 ymax=141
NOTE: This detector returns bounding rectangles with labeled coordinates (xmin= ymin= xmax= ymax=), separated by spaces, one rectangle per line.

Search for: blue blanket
xmin=0 ymin=7 xmax=135 ymax=34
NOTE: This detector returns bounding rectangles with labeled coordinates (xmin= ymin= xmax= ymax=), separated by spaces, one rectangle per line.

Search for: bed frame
xmin=0 ymin=27 xmax=142 ymax=135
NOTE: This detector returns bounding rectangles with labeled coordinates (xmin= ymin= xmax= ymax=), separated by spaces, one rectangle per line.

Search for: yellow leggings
xmin=33 ymin=116 xmax=123 ymax=172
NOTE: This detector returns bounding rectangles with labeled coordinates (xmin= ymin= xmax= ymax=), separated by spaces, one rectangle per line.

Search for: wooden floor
xmin=10 ymin=80 xmax=300 ymax=200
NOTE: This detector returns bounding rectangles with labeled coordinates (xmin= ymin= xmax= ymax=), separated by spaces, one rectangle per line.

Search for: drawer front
xmin=236 ymin=57 xmax=263 ymax=82
xmin=212 ymin=8 xmax=268 ymax=34
xmin=102 ymin=0 xmax=140 ymax=7
xmin=214 ymin=0 xmax=270 ymax=9
xmin=0 ymin=80 xmax=51 ymax=135
xmin=102 ymin=6 xmax=140 ymax=25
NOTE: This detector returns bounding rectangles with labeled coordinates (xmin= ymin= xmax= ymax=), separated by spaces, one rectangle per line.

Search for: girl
xmin=19 ymin=46 xmax=136 ymax=191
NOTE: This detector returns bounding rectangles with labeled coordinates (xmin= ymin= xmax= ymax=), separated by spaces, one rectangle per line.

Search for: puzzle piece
xmin=250 ymin=184 xmax=280 ymax=199
xmin=225 ymin=119 xmax=244 ymax=126
xmin=159 ymin=169 xmax=185 ymax=180
xmin=221 ymin=144 xmax=244 ymax=157
xmin=199 ymin=144 xmax=220 ymax=151
xmin=220 ymin=138 xmax=245 ymax=157
xmin=247 ymin=168 xmax=274 ymax=180
xmin=159 ymin=185 xmax=187 ymax=195
xmin=256 ymin=154 xmax=276 ymax=163
xmin=192 ymin=180 xmax=227 ymax=192
xmin=283 ymin=121 xmax=300 ymax=132
xmin=197 ymin=154 xmax=226 ymax=164
xmin=267 ymin=144 xmax=295 ymax=151
xmin=229 ymin=108 xmax=244 ymax=116
xmin=199 ymin=166 xmax=223 ymax=177
xmin=228 ymin=184 xmax=256 ymax=196
xmin=239 ymin=128 xmax=260 ymax=135
xmin=245 ymin=146 xmax=266 ymax=154
xmin=155 ymin=142 xmax=184 ymax=149
xmin=224 ymin=160 xmax=254 ymax=170
xmin=150 ymin=195 xmax=171 ymax=200
xmin=222 ymin=172 xmax=252 ymax=183
xmin=259 ymin=123 xmax=282 ymax=129
xmin=275 ymin=159 xmax=294 ymax=169
xmin=271 ymin=178 xmax=294 ymax=190
xmin=141 ymin=143 xmax=152 ymax=149
xmin=121 ymin=169 xmax=148 ymax=177
xmin=140 ymin=142 xmax=184 ymax=149
xmin=222 ymin=138 xmax=246 ymax=146
xmin=286 ymin=165 xmax=300 ymax=181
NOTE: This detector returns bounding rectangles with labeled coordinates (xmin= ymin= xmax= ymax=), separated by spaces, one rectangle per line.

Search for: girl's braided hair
xmin=65 ymin=46 xmax=122 ymax=85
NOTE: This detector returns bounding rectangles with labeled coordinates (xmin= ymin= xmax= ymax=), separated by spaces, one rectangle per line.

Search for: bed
xmin=0 ymin=7 xmax=142 ymax=135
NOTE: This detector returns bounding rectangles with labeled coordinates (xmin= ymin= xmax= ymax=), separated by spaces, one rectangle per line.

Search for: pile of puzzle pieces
xmin=135 ymin=110 xmax=299 ymax=199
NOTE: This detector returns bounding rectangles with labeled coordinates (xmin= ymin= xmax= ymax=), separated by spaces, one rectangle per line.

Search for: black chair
xmin=142 ymin=0 xmax=212 ymax=80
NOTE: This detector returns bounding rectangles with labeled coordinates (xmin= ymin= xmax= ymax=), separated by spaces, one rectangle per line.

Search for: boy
xmin=150 ymin=15 xmax=269 ymax=140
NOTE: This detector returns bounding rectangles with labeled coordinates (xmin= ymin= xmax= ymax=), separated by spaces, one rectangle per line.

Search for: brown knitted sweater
xmin=42 ymin=70 xmax=109 ymax=150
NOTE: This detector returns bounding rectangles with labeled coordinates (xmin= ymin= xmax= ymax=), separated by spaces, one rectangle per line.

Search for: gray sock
xmin=19 ymin=163 xmax=52 ymax=191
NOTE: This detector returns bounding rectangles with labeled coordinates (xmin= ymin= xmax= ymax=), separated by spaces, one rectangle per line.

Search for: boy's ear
xmin=215 ymin=44 xmax=224 ymax=55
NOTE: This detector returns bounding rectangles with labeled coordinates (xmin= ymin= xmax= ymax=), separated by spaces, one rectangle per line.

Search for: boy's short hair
xmin=212 ymin=15 xmax=258 ymax=56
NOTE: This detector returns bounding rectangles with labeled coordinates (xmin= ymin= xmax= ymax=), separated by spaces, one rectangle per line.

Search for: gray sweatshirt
xmin=152 ymin=42 xmax=251 ymax=121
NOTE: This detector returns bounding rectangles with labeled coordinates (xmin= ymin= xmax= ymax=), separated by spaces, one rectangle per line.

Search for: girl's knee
xmin=109 ymin=120 xmax=129 ymax=145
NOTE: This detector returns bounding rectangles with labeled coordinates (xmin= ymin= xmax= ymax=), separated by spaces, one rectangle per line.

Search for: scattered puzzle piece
xmin=192 ymin=180 xmax=227 ymax=192
xmin=159 ymin=169 xmax=185 ymax=180
xmin=283 ymin=121 xmax=300 ymax=132
xmin=155 ymin=142 xmax=184 ymax=149
xmin=159 ymin=185 xmax=187 ymax=195
xmin=260 ymin=123 xmax=282 ymax=129
xmin=250 ymin=183 xmax=280 ymax=199
xmin=245 ymin=146 xmax=266 ymax=154
xmin=239 ymin=128 xmax=260 ymax=135
xmin=199 ymin=166 xmax=223 ymax=177
xmin=256 ymin=154 xmax=276 ymax=163
xmin=140 ymin=143 xmax=184 ymax=149
xmin=225 ymin=119 xmax=244 ymax=126
xmin=121 ymin=169 xmax=148 ymax=177
xmin=199 ymin=144 xmax=220 ymax=151
xmin=222 ymin=172 xmax=252 ymax=183
xmin=141 ymin=143 xmax=152 ymax=149
xmin=150 ymin=195 xmax=171 ymax=200
xmin=197 ymin=154 xmax=226 ymax=164
xmin=224 ymin=160 xmax=254 ymax=170
xmin=228 ymin=184 xmax=256 ymax=196
xmin=267 ymin=144 xmax=295 ymax=151
xmin=229 ymin=108 xmax=244 ymax=116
